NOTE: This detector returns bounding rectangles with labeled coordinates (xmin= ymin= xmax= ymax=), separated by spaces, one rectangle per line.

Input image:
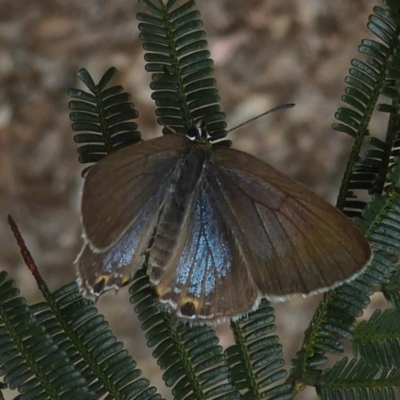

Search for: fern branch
xmin=335 ymin=2 xmax=400 ymax=216
xmin=69 ymin=67 xmax=141 ymax=176
xmin=316 ymin=358 xmax=400 ymax=399
xmin=383 ymin=268 xmax=400 ymax=309
xmin=0 ymin=271 xmax=97 ymax=399
xmin=353 ymin=308 xmax=400 ymax=369
xmin=285 ymin=3 xmax=400 ymax=396
xmin=138 ymin=0 xmax=226 ymax=138
xmin=225 ymin=300 xmax=287 ymax=400
xmin=288 ymin=189 xmax=400 ymax=396
xmin=4 ymin=217 xmax=161 ymax=400
xmin=130 ymin=268 xmax=240 ymax=399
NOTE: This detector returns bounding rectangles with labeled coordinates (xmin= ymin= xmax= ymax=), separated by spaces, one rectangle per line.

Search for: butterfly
xmin=76 ymin=122 xmax=371 ymax=322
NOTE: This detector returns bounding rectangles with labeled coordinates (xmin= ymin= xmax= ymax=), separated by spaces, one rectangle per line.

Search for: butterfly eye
xmin=186 ymin=127 xmax=199 ymax=141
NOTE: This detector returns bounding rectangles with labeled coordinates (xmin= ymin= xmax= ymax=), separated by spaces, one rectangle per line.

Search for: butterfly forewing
xmin=81 ymin=135 xmax=187 ymax=250
xmin=211 ymin=145 xmax=371 ymax=299
xmin=78 ymin=135 xmax=188 ymax=296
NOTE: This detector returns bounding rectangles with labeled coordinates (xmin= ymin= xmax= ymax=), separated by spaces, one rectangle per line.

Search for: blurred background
xmin=0 ymin=0 xmax=387 ymax=399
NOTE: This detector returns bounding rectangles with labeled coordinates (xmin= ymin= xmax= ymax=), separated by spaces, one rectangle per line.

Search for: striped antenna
xmin=227 ymin=103 xmax=295 ymax=133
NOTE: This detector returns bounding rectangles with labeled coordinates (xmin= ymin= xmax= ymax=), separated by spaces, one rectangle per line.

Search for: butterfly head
xmin=186 ymin=120 xmax=212 ymax=143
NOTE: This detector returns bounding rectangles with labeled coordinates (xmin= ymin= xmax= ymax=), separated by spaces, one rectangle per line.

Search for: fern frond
xmin=130 ymin=267 xmax=240 ymax=400
xmin=289 ymin=103 xmax=400 ymax=391
xmin=383 ymin=268 xmax=400 ymax=309
xmin=0 ymin=272 xmax=96 ymax=400
xmin=353 ymin=308 xmax=400 ymax=369
xmin=289 ymin=187 xmax=400 ymax=394
xmin=335 ymin=2 xmax=400 ymax=216
xmin=137 ymin=0 xmax=226 ymax=138
xmin=5 ymin=216 xmax=162 ymax=400
xmin=68 ymin=67 xmax=142 ymax=176
xmin=316 ymin=358 xmax=400 ymax=400
xmin=225 ymin=300 xmax=287 ymax=400
xmin=32 ymin=283 xmax=161 ymax=400
xmin=288 ymin=9 xmax=400 ymax=389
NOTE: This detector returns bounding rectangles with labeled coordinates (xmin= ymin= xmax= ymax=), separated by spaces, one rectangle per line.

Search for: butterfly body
xmin=147 ymin=143 xmax=211 ymax=283
xmin=77 ymin=133 xmax=371 ymax=322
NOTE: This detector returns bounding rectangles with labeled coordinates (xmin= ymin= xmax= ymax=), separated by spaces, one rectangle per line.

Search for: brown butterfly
xmin=76 ymin=123 xmax=371 ymax=322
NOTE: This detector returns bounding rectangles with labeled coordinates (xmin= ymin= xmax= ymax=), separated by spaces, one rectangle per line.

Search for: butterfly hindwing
xmin=77 ymin=193 xmax=164 ymax=296
xmin=152 ymin=177 xmax=260 ymax=321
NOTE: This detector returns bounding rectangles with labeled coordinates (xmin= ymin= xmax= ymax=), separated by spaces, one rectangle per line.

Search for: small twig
xmin=8 ymin=215 xmax=49 ymax=295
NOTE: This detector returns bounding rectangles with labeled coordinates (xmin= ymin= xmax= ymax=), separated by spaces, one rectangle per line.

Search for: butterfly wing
xmin=77 ymin=134 xmax=187 ymax=296
xmin=78 ymin=133 xmax=371 ymax=315
xmin=77 ymin=222 xmax=147 ymax=296
xmin=209 ymin=145 xmax=371 ymax=299
xmin=152 ymin=177 xmax=260 ymax=321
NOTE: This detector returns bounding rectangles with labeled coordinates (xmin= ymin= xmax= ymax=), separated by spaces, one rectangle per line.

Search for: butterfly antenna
xmin=226 ymin=103 xmax=295 ymax=133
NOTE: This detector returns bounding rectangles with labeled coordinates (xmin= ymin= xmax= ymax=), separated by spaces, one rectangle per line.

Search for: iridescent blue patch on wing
xmin=102 ymin=206 xmax=150 ymax=272
xmin=176 ymin=194 xmax=232 ymax=297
